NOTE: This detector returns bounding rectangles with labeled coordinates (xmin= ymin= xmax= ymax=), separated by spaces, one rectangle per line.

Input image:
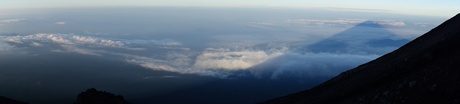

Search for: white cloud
xmin=0 ymin=18 xmax=25 ymax=23
xmin=413 ymin=22 xmax=436 ymax=27
xmin=30 ymin=42 xmax=43 ymax=47
xmin=110 ymin=47 xmax=289 ymax=78
xmin=3 ymin=36 xmax=24 ymax=44
xmin=123 ymin=55 xmax=224 ymax=77
xmin=123 ymin=47 xmax=378 ymax=79
xmin=55 ymin=22 xmax=66 ymax=25
xmin=73 ymin=35 xmax=97 ymax=43
xmin=193 ymin=48 xmax=284 ymax=70
xmin=1 ymin=33 xmax=127 ymax=48
xmin=73 ymin=36 xmax=124 ymax=47
xmin=372 ymin=20 xmax=406 ymax=26
xmin=44 ymin=34 xmax=73 ymax=44
xmin=0 ymin=33 xmax=130 ymax=57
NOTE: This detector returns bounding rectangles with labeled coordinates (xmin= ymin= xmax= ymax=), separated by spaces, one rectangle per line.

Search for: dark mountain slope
xmin=262 ymin=13 xmax=460 ymax=104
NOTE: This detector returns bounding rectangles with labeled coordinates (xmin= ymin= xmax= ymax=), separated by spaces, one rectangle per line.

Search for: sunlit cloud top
xmin=1 ymin=0 xmax=459 ymax=17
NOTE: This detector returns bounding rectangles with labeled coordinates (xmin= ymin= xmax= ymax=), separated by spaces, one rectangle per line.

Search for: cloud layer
xmin=0 ymin=33 xmax=385 ymax=79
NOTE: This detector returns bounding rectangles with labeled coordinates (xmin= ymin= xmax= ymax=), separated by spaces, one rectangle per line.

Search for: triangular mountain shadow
xmin=308 ymin=21 xmax=409 ymax=55
xmin=262 ymin=13 xmax=460 ymax=104
xmin=249 ymin=21 xmax=411 ymax=80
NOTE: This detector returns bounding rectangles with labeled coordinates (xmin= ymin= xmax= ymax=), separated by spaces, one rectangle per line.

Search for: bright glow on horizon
xmin=1 ymin=0 xmax=459 ymax=17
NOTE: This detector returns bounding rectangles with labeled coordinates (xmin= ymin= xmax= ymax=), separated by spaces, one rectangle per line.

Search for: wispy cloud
xmin=2 ymin=33 xmax=125 ymax=48
xmin=0 ymin=33 xmax=127 ymax=56
xmin=39 ymin=34 xmax=74 ymax=44
xmin=54 ymin=22 xmax=66 ymax=25
xmin=122 ymin=54 xmax=226 ymax=77
xmin=0 ymin=18 xmax=25 ymax=23
xmin=30 ymin=42 xmax=43 ymax=47
xmin=372 ymin=20 xmax=406 ymax=26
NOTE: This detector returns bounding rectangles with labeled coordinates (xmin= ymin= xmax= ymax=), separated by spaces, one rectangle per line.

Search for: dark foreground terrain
xmin=0 ymin=88 xmax=130 ymax=104
xmin=263 ymin=13 xmax=460 ymax=104
xmin=0 ymin=96 xmax=28 ymax=104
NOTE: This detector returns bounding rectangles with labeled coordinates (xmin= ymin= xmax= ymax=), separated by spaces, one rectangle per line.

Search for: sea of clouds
xmin=0 ymin=33 xmax=381 ymax=79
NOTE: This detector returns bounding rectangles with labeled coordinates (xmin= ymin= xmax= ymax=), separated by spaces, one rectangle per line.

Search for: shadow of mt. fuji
xmin=308 ymin=21 xmax=410 ymax=55
xmin=246 ymin=20 xmax=414 ymax=84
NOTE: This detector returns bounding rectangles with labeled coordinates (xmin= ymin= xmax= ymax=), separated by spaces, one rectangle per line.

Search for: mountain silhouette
xmin=308 ymin=20 xmax=409 ymax=55
xmin=262 ymin=13 xmax=460 ymax=104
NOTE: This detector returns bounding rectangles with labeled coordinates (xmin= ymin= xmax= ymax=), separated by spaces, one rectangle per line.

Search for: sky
xmin=0 ymin=1 xmax=455 ymax=103
xmin=1 ymin=0 xmax=459 ymax=17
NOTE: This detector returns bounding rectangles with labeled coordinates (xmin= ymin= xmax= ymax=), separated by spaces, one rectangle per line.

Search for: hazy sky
xmin=1 ymin=0 xmax=459 ymax=17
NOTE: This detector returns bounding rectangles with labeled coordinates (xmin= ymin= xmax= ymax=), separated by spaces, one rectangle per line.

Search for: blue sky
xmin=1 ymin=0 xmax=459 ymax=17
